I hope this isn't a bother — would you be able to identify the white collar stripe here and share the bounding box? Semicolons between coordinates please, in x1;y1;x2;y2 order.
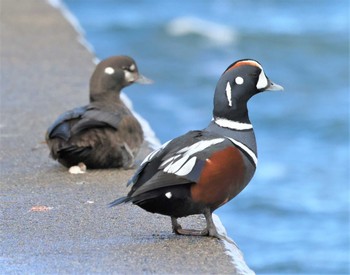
225;136;258;166
214;117;253;130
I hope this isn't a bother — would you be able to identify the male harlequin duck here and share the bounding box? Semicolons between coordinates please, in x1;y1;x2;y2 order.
110;59;283;239
46;56;152;172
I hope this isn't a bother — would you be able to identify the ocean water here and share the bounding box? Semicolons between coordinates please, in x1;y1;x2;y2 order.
61;0;349;273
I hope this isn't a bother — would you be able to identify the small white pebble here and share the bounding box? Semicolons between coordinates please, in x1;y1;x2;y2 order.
165;192;172;199
85;200;94;204
68;165;86;174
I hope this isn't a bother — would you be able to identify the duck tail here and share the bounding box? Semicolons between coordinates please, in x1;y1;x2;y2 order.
108;196;129;208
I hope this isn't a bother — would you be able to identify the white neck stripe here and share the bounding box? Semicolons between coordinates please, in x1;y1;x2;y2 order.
225;136;258;166
214;117;253;130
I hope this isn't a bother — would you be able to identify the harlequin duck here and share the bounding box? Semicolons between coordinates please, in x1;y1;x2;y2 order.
46;56;152;171
110;59;283;239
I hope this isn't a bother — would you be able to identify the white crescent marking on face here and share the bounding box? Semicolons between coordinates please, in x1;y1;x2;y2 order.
229;60;268;90
256;68;268;89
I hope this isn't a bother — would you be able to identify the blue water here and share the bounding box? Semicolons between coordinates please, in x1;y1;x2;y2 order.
63;0;349;273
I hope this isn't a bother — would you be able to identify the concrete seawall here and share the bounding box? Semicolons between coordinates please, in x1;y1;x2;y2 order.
0;0;254;273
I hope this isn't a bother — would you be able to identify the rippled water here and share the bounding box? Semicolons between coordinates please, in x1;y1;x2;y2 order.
62;0;349;273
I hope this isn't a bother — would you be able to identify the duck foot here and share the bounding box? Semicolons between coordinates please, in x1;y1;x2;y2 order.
170;211;239;248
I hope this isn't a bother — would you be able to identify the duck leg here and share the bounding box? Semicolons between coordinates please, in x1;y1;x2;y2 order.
203;208;239;247
171;210;239;247
170;209;218;237
171;216;208;236
203;208;219;237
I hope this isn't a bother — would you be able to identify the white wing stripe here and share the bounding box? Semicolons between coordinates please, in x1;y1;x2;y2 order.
164;155;189;173
161;138;225;176
141;139;172;166
175;156;197;176
177;138;225;156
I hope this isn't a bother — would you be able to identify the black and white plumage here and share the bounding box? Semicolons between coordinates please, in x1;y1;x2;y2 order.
110;59;283;239
46;56;152;171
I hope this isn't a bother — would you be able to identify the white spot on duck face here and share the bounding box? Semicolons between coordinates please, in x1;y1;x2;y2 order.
227;59;268;90
165;192;172;199
225;82;232;107
235;76;244;85
104;67;115;75
129;64;136;71
124;70;135;82
237;59;268;90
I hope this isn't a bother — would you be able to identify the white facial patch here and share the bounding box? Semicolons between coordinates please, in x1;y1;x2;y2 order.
129;64;136;71
235;76;244;85
225;82;232;107
124;70;135;82
234;60;268;90
256;68;268;90
104;67;115;75
165;192;172;199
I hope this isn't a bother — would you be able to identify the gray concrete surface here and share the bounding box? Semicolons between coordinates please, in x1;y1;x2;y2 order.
0;0;253;273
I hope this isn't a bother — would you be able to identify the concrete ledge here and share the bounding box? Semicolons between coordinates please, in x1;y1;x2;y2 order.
0;0;254;273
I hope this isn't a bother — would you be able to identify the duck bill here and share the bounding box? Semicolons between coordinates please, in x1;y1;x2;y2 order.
265;79;284;91
135;74;153;84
